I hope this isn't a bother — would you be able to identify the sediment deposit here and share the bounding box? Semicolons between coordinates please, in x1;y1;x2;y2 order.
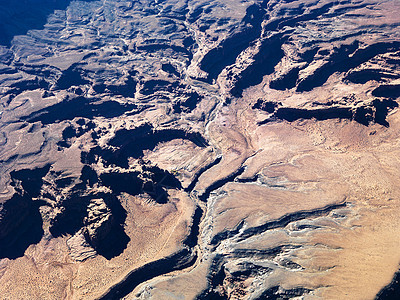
0;0;400;299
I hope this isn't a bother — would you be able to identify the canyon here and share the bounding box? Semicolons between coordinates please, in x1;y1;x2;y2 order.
0;0;400;299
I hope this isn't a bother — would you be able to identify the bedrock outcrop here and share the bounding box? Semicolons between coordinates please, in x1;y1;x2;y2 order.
0;0;400;299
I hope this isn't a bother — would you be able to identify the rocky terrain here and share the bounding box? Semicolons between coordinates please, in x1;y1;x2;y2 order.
0;0;400;299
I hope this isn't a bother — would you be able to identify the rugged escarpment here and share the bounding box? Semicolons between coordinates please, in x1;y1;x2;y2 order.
0;0;400;299
256;98;398;127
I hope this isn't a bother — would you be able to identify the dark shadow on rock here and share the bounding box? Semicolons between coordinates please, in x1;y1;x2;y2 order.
57;120;96;149
199;167;245;202
80;165;98;187
199;4;265;83
10;164;50;197
230;33;287;97
100;165;182;204
0;0;97;46
258;99;398;127
173;91;202;113
0;165;51;259
56;65;90;90
372;98;398;127
5;77;48;97
0;193;44;259
21;96;138;124
92;71;137;98
372;84;400;99
100;171;143;196
89;123;208;168
255;286;311;300
93;223;130;260
91;193;130;260
375;270;400;300
49;194;90;237
196;255;227;300
162;63;180;77
98;248;196;299
48;165;130;259
183;207;203;248
345;69;399;84
269;67;300;91
140;80;176;95
252;99;281;113
297;41;400;92
274;107;354;122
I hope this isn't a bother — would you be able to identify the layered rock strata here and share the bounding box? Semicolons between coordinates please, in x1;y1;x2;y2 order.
0;0;399;299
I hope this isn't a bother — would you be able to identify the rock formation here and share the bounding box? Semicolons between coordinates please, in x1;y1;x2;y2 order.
0;0;399;299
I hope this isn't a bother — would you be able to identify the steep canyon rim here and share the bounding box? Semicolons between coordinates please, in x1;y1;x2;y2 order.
0;0;400;299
